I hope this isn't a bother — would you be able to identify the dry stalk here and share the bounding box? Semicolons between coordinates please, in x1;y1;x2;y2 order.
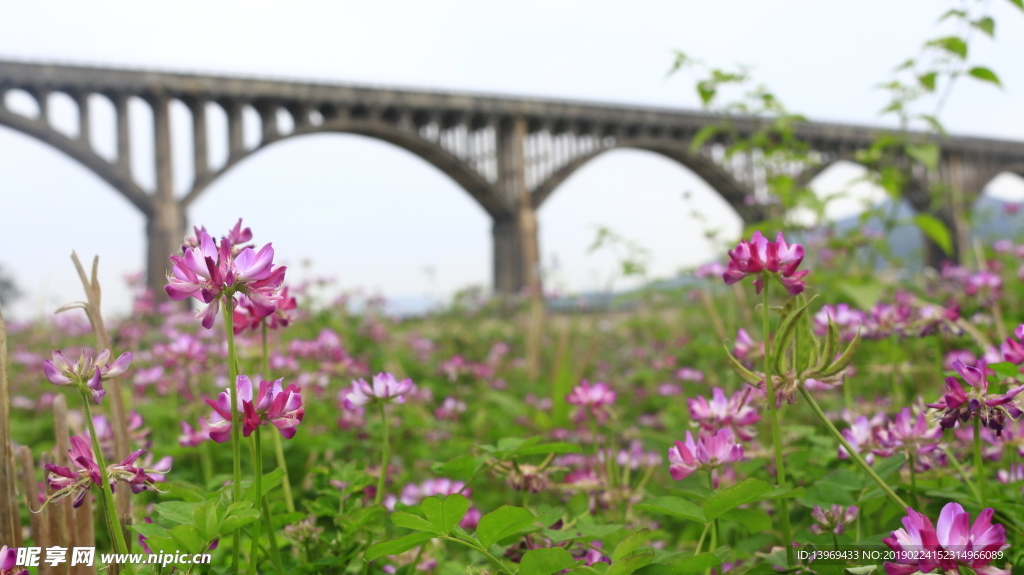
19;446;46;560
39;451;63;575
0;302;20;547
57;252;133;545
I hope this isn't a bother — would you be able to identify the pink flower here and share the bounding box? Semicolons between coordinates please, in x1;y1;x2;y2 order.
434;397;467;420
225;218;253;246
0;546;28;575
178;419;212;447
566;380;617;424
668;429;744;486
926;360;1024;433
233;286;299;334
732;329;762;362
838;415;887;465
206;376;305;442
165;223;287;329
723;231;809;295
813;304;865;340
687;387;760;441
694;262;726;279
44;436;170;508
944;350;977;370
675;367;704;382
882;503;1010;575
878;408;944;471
999;324;1024;365
343;373;416;408
809;504;858;536
966;271;1002;300
42;349;132;404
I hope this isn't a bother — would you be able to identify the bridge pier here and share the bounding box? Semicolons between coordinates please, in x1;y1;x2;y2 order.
145;200;186;297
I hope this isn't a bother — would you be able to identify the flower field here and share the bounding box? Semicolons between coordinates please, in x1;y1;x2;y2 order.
2;218;1024;575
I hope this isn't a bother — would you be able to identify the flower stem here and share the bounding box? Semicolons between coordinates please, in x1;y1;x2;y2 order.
222;295;243;573
908;451;920;509
761;283;793;565
375;402;390;506
974;416;987;507
261;320;295;514
261;496;285;574
798;386;908;509
694;522;710;556
247;426;263;575
81;391;132;572
441;536;514;575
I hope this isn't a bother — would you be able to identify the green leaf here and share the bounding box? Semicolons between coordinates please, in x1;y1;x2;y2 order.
690;125;722;153
420;494;470;535
219;503;261;536
971;17;995;37
519;548;577;575
130;523;172;539
193;503;218;543
633;496;706;523
606;552;655;575
516;442;583;456
928;36;967;58
989;362;1022;380
431;454;481;481
917;72;937;91
798;483;857;507
838;279;886;309
968;67;1002;87
913;214;953;256
1009;0;1023;11
391;511;438;533
169;525;206;555
153;501;200;525
906;143;939;171
758;485;805;500
612;529;652;561
475;505;538;548
703;478;774;521
670;552;723;574
870;454;907;484
243;467;286;503
722;508;771;532
364;532;436;561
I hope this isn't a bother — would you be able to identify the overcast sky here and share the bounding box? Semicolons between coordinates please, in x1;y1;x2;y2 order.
1;0;1023;319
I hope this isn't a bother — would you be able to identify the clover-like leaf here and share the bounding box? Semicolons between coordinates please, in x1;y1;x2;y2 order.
420;494;470;535
475;505;538;548
365;532;437;561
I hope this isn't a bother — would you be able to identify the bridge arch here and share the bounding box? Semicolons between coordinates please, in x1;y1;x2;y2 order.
183;116;510;219
188;132;492;297
530;138;765;224
0;101;153;215
536;146;746;290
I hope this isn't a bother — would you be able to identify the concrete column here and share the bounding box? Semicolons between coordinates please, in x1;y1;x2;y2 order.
146;96;186;297
113;94;131;175
493;217;525;293
491;116;543;295
188;98;209;179
74;92;90;145
223;100;245;158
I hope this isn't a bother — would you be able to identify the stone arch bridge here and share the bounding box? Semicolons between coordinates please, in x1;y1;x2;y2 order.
2;59;1023;296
